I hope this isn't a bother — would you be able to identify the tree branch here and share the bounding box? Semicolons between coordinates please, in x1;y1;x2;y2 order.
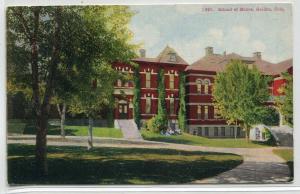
42;7;63;110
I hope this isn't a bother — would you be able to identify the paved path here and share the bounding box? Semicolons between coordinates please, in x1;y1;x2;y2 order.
7;135;292;184
115;120;143;140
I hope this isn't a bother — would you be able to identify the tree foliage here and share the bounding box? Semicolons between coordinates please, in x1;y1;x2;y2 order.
156;68;168;131
7;6;136;174
178;72;186;131
276;72;293;126
212;60;270;140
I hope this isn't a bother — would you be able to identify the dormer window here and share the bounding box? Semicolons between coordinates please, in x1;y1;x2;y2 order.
169;52;176;62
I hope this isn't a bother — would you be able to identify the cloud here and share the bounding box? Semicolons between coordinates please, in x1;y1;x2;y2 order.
175;5;203;15
230;25;250;43
208;28;224;45
130;23;161;48
251;40;266;52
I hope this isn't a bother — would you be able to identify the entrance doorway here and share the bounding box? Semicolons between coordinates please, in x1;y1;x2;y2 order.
118;103;128;119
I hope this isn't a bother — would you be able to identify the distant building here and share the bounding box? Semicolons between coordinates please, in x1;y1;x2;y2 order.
113;46;293;138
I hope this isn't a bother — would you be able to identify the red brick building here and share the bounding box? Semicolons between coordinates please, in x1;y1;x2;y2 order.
185;47;292;137
113;46;292;138
113;46;188;128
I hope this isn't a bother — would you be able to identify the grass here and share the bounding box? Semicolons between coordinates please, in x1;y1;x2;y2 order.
8;144;243;185
7;119;27;134
273;149;294;179
141;130;272;148
7;119;122;138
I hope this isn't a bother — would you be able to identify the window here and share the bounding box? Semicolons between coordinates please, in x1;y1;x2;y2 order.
255;128;260;140
197;127;202;136
205;127;209;136
170;97;174;115
117;79;122;87
204;79;210;94
146;72;151;88
193;129;197;135
221;127;225;136
146;97;151;114
196;79;202;93
214;107;219;119
169;53;176;62
169;74;174;89
214;127;218;136
124;82;129;87
237;127;241;137
197;105;201;119
204;106;208;119
230;127;234;136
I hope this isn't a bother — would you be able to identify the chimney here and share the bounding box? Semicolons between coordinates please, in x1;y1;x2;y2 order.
205;46;214;56
139;49;146;58
253;52;262;60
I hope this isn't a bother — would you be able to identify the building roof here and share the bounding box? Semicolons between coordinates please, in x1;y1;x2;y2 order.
133;46;188;65
186;50;293;75
274;58;293;75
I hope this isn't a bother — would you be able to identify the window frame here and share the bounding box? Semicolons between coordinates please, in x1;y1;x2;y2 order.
146;72;151;88
169;73;175;89
170;97;175;115
145;96;151;114
214;127;218;136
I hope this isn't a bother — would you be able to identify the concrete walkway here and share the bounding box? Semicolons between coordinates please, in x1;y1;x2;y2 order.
115;119;143;140
7;135;292;184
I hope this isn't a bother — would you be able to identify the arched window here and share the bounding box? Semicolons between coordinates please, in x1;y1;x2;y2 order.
196;79;202;93
204;79;210;94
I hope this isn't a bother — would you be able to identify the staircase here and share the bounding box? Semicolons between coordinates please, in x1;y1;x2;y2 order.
269;125;293;147
115;119;143;140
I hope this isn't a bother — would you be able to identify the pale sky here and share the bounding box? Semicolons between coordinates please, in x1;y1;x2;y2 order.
129;4;292;64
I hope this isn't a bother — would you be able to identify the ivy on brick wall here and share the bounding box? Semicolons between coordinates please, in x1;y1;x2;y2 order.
157;68;168;130
133;63;141;128
178;72;187;131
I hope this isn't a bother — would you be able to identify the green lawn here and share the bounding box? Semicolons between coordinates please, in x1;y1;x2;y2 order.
273;149;294;179
141;130;272;148
7;120;122;138
7;119;27;134
8;144;243;184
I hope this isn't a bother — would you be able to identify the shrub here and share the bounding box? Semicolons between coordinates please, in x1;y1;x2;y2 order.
263;127;277;146
144;115;168;133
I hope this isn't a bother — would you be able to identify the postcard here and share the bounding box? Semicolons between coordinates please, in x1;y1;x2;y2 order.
5;1;294;189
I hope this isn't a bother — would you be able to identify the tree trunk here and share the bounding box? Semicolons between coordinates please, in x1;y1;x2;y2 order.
245;127;250;143
35;110;48;176
57;103;66;138
87;116;93;150
234;120;237;139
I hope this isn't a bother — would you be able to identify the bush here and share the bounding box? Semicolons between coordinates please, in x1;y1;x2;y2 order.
263;127;277;146
144;115;168;133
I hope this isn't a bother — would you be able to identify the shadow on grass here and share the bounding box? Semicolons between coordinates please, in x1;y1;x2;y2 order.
8;144;243;185
23;122;79;136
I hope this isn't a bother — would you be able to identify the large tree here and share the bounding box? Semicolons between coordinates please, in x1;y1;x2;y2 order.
68;63;124;149
7;6;136;175
212;60;270;141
